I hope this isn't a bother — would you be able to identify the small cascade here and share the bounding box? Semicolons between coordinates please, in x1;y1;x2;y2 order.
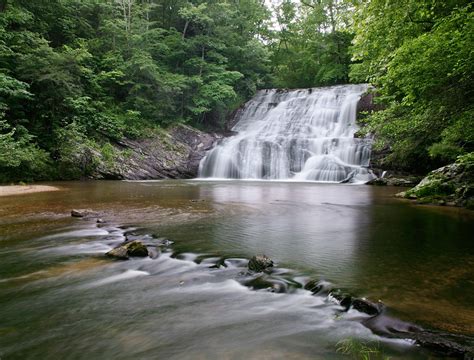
199;84;374;183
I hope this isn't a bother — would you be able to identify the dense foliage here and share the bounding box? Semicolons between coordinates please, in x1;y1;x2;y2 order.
0;0;472;181
0;0;272;181
351;0;473;172
268;0;353;88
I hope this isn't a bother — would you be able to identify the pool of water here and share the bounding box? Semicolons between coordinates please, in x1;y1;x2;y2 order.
0;180;473;359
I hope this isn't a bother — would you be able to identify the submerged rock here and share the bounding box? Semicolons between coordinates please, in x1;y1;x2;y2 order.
106;240;149;260
330;292;353;311
248;255;274;272
208;257;228;269
244;276;287;293
362;314;423;336
304;279;333;295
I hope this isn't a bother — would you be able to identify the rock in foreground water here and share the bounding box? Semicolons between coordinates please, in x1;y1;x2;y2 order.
330;292;384;316
304;279;333;295
248;255;274;272
106;246;129;260
106;241;149;260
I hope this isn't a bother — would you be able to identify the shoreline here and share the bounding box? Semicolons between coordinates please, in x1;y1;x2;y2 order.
0;185;60;197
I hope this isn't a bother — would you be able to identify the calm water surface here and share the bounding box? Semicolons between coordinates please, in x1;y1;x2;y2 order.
0;180;473;359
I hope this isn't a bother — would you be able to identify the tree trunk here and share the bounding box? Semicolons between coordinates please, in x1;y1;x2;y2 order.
0;0;7;13
328;1;336;33
182;20;189;39
199;45;205;77
127;0;132;33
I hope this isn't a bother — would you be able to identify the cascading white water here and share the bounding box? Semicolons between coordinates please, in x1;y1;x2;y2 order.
199;84;375;183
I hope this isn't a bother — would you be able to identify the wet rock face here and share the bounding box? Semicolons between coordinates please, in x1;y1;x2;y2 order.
248;255;274;272
357;92;385;114
329;292;384;316
366;174;422;187
351;298;384;316
106;240;149;260
244;276;287;293
304;280;333;295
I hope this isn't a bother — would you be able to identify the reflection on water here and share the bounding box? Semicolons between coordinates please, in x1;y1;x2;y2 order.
197;183;370;282
0;180;473;359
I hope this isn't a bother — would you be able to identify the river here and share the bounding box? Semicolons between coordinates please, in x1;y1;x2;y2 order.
0;180;473;359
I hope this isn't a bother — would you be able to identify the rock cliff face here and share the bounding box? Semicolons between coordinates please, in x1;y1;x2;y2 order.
92;125;221;180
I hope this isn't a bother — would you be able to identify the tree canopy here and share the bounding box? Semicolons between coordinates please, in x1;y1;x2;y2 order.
350;0;473;171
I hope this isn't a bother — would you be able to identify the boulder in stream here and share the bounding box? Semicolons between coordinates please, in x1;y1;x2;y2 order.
351;298;384;316
330;292;384;316
106;240;149;260
245;275;288;293
106;246;129;260
71;209;99;218
304;279;333;295
248;255;274;272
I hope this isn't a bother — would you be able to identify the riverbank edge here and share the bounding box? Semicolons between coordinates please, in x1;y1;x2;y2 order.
0;185;60;197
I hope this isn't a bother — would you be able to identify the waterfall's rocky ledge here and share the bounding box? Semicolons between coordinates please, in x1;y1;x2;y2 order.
88;125;222;180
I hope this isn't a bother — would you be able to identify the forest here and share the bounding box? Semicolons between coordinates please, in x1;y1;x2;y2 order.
1;2;474;358
0;0;472;181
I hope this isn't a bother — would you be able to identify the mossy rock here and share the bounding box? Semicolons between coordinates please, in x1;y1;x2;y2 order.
402;154;474;209
124;241;149;257
248;255;274;272
106;240;149;260
410;180;454;198
106;246;129;260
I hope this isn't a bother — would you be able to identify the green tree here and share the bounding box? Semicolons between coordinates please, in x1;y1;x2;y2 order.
351;1;473;171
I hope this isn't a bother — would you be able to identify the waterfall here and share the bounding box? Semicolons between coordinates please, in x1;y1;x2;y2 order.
199;84;375;183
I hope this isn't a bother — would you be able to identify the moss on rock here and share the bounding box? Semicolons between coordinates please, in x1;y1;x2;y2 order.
106;240;149;260
399;153;474;208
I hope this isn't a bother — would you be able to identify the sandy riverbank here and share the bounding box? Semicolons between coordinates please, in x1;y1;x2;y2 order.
0;185;60;197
